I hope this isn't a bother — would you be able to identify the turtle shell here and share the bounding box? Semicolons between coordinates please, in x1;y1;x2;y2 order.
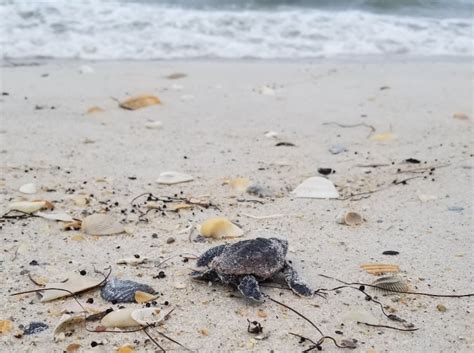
211;237;288;278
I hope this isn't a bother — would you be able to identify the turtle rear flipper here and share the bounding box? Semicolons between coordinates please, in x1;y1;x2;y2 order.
196;244;227;267
282;262;313;297
190;270;219;282
238;275;264;302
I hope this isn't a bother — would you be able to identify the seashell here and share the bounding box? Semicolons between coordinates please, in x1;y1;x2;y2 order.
360;263;400;276
100;308;139;328
101;278;155;303
117;345;134;353
264;131;279;139
0;320;13;334
371;275;409;294
144;121;162;130
53;314;84;341
417;193;437;202
36;212;74;222
134;291;158;303
68;194;90;206
329;144;347;155
119;95;161;110
197;217;244;239
225;178;251;192
156;171;194;185
130;308;164;326
19;183;37;194
168;203;192;212
8;200;54;213
81;214;125;236
116;256;149;266
292;177;339;199
86;106;104;114
258;85;275;96
336;210;363;226
370;132;395;141
40;273;103;302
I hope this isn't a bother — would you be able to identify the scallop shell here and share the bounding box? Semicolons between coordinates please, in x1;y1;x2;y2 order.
86;106;104;114
134;291;158;303
197;217;244;239
19;183;37;194
336;210;363;226
371;276;409;294
292;177;339;199
8;200;54;213
100;308;139;328
119;95;161;110
156;171;194;185
40;273;103;302
144;121;163;129
360;263;400;276
81;214;125;236
101;278;155;303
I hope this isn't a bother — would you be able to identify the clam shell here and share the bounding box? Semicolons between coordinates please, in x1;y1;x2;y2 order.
40;273;103;302
360;263;400;276
156;171;194;185
100;308;139;328
100;278;155;303
292;177;339;199
119;95;161;110
197;217;244;239
8;200;53;213
19;183;37;194
81;214;125;236
145;121;163;129
336;210;363;226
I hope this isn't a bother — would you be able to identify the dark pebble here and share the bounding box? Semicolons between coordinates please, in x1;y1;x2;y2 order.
23;322;48;335
318;168;333;175
29;260;39;266
382;250;400;256
405;158;421;164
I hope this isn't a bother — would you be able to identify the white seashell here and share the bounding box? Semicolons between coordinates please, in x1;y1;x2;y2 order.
53;314;85;341
417;193;437;202
81;214;125;236
258;85;275;96
36;212;74;222
145;121;163;130
264;131;279;139
101;308;139;328
156;171;194;185
197;217;244;239
292;177;339;199
336;210;363;226
130;308;164;326
19;183;37;194
40;273;103;302
7;200;53;213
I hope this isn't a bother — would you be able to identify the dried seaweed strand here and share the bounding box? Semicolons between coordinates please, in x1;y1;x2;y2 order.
322;121;376;138
357;321;418;332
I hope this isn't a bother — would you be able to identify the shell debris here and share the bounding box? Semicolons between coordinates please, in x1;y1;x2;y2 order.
197;217;244;239
292;177;339;199
336;210;363;226
156;171;194;185
81;214;125;236
19;183;37;194
119;94;161;110
360;263;400;275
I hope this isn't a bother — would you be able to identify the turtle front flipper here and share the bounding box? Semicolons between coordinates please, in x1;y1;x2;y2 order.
238;275;264;302
282;262;313;297
196;244;227;267
190;269;219;282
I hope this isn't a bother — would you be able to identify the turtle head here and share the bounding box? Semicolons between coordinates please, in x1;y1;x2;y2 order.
270;237;288;254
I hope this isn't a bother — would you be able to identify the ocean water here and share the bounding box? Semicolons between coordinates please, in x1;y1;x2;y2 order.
0;0;472;60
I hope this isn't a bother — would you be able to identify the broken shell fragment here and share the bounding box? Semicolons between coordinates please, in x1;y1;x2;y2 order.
86;106;104;114
81;214;125;236
144;121;163;130
452;112;469;121
8;200;54;213
197;217;244;239
225;178;251;192
40;273;103;302
116;256;149;266
156;171;194;185
336;210;363;226
101;278;155;303
36;212;74;222
292;177;339;199
19;183;37;194
119;95;161;110
370;132;395;141
100;308;139;328
53;314;85;341
130;308;164;326
134;291;158;303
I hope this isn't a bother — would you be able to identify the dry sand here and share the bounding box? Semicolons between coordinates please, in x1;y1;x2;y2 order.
0;58;473;353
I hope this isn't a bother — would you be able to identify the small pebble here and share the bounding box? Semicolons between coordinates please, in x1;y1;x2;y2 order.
166;237;175;244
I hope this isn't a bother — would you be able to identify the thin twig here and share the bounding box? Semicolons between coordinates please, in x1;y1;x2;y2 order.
357;321;418;332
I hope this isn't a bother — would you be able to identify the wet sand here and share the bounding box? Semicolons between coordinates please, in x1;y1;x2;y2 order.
0;58;472;352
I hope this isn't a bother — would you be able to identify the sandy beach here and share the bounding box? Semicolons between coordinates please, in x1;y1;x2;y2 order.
0;58;472;353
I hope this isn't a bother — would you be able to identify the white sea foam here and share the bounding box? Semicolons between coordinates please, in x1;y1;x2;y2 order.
0;0;472;59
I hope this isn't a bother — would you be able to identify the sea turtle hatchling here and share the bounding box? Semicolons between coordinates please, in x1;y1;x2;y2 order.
190;237;313;302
